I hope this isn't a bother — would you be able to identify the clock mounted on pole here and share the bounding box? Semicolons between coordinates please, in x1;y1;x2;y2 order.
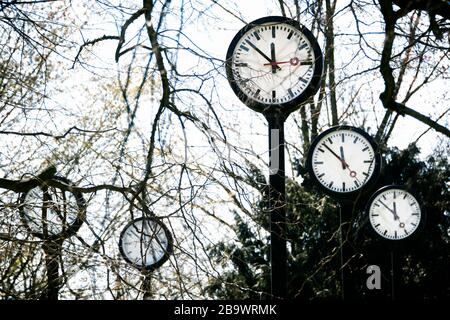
226;16;323;299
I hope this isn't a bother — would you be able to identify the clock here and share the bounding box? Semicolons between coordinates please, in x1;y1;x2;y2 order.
306;125;381;199
19;176;86;240
119;217;173;272
225;16;323;114
367;185;424;241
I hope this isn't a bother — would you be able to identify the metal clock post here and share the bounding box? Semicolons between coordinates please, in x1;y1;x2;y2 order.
305;126;382;299
19;176;86;300
226;16;323;299
118;215;173;299
366;185;425;299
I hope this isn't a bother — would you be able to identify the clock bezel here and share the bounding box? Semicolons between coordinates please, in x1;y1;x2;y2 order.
19;176;86;241
118;216;173;272
225;16;323;115
305;125;382;200
366;185;426;243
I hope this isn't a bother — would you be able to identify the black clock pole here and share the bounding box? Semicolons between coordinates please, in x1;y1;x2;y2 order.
266;113;287;299
42;239;62;300
142;272;152;300
339;200;354;300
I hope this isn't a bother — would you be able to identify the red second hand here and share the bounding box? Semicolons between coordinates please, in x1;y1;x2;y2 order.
264;57;300;66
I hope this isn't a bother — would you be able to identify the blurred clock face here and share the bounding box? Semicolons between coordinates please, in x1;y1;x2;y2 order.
119;218;172;270
308;127;379;196
20;178;85;239
369;188;422;240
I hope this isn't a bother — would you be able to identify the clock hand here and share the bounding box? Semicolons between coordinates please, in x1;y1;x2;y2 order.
339;146;347;170
323;144;346;166
323;144;360;181
263;57;302;66
379;200;399;220
393;201;402;223
270;43;277;73
245;40;281;70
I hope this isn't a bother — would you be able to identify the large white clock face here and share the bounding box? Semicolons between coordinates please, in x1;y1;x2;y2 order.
369;188;422;240
230;21;317;105
120;218;170;268
311;129;377;194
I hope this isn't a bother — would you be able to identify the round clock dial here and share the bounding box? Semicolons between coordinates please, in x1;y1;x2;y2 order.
226;16;323;114
306;126;381;198
119;217;173;271
19;176;86;240
368;186;423;240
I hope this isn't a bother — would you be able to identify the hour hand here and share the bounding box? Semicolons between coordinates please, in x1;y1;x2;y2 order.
339;146;346;170
270;43;276;73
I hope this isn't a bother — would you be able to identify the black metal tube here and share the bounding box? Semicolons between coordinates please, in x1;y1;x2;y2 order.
267;115;287;299
339;201;353;300
42;240;61;300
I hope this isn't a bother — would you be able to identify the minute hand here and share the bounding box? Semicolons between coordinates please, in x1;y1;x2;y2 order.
245;40;281;70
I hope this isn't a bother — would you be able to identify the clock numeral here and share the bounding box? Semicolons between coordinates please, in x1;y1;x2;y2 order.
300;61;313;65
235;62;248;67
272;90;276;99
253;31;260;40
411;222;417;226
317;173;325;178
254;89;261;98
383;230;387;235
327;138;333;144
403;194;407;199
410;202;416;206
362;146;369;152
329;181;334;188
404;229;409;235
374;223;380;228
342;182;345;191
287;30;294;39
393;191;396;199
272;26;276;38
363;159;373;163
314;161;323;165
299;77;308;84
354;180;359;187
394;230;397;239
353;137;358;143
362;172;369;176
371;213;379;217
382;195;387;200
341;134;345;142
318;148;325;153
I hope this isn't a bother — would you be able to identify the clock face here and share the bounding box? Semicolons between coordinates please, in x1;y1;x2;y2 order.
368;187;422;240
226;16;323;114
119;217;172;271
306;126;381;198
19;177;86;240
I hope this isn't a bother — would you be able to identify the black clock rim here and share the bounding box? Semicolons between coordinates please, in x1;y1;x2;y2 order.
19;176;86;241
365;185;426;245
118;216;173;272
305;125;382;200
225;15;323;115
